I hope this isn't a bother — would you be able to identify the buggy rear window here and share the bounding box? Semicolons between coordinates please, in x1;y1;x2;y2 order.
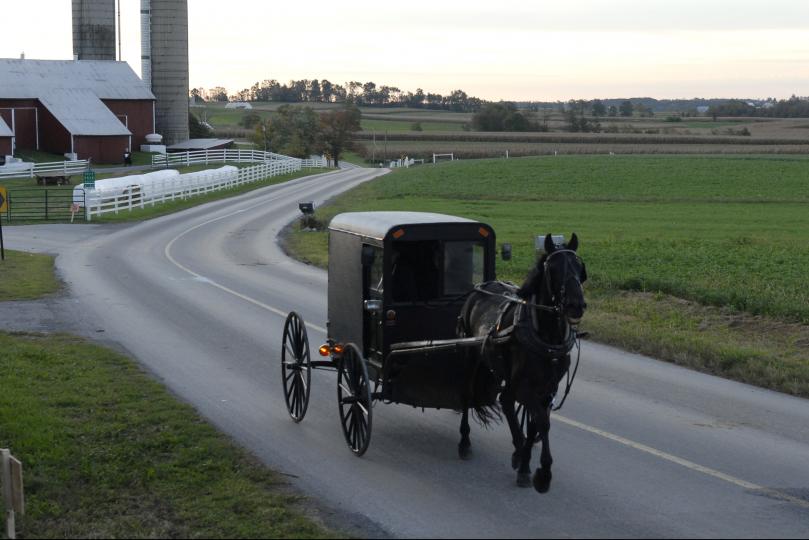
391;240;485;303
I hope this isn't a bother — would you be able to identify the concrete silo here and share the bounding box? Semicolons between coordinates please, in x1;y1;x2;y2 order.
141;0;190;145
72;0;117;61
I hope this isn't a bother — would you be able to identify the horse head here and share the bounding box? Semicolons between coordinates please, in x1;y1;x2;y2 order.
518;233;588;326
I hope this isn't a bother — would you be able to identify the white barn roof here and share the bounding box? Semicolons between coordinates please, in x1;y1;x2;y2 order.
0;59;154;136
0;116;12;137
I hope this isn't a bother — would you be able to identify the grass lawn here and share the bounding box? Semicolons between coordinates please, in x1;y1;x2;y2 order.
285;155;809;397
0;250;60;301
0;332;333;539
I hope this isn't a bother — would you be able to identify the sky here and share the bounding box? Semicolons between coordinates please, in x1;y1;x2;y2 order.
2;0;808;101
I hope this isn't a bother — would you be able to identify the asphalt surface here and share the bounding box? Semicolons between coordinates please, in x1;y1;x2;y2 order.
3;165;809;538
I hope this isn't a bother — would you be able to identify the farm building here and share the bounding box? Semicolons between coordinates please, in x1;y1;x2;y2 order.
0;116;12;157
167;139;234;152
0;59;156;163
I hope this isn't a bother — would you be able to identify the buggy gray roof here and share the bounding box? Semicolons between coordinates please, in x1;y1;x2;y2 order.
0;59;154;136
0;116;11;137
329;211;477;240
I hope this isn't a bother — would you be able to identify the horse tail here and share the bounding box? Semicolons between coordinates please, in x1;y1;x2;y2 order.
470;358;502;427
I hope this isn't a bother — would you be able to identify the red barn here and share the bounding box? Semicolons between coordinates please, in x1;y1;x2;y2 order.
0;116;12;157
0;59;156;164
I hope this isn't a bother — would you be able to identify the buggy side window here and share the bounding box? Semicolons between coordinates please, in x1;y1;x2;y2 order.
367;245;384;295
444;241;485;296
391;240;441;303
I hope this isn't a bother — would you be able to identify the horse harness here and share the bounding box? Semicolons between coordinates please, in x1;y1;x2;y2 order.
461;249;586;411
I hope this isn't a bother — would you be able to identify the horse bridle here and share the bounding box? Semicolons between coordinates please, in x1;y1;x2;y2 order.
541;249;586;319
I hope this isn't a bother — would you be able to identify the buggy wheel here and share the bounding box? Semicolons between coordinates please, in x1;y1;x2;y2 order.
337;343;373;457
516;402;542;444
281;312;311;423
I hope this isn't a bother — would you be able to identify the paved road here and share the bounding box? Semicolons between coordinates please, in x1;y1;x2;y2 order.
4;166;809;538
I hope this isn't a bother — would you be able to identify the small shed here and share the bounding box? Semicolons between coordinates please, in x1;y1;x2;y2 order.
225;102;253;110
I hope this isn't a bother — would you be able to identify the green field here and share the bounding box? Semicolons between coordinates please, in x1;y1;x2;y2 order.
361;118;466;132
286;155;809;396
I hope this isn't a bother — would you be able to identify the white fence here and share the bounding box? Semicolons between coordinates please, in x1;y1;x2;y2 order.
0;159;89;180
152;149;328;169
83;159;305;220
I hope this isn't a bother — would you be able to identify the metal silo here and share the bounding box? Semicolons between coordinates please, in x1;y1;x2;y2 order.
142;0;190;145
72;0;117;61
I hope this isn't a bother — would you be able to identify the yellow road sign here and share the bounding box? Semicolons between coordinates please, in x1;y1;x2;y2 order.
0;186;7;213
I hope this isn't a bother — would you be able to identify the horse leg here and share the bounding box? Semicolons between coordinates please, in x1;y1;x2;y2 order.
499;389;524;470
458;408;472;460
517;417;538;488
533;406;553;493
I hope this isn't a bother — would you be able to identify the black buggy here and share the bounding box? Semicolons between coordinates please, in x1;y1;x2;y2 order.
281;211;499;456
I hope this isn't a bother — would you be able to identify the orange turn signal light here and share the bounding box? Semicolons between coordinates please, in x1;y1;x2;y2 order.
319;343;345;356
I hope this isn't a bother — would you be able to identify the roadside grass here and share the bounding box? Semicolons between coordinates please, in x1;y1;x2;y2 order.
284;155;809;397
93;168;328;223
0;332;333;539
0;250;60;301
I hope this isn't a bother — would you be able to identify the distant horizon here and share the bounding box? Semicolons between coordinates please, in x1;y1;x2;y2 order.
2;1;808;103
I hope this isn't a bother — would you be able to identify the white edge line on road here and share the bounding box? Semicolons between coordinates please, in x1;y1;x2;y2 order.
554;414;809;510
163;184;328;335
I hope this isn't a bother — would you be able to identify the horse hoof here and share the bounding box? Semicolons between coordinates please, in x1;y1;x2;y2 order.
516;472;532;488
511;451;520;470
533;469;552;494
458;444;473;461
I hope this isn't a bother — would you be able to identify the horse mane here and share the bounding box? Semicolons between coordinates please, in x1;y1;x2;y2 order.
516;254;547;299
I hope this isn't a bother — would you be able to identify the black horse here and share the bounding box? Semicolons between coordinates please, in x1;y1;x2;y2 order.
457;233;587;493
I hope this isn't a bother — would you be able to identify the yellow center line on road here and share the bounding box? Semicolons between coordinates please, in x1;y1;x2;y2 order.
554;414;809;510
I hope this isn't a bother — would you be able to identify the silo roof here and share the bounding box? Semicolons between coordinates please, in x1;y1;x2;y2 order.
0;116;12;137
0;58;155;136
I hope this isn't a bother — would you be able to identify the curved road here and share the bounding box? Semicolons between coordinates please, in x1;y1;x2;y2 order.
4;166;809;538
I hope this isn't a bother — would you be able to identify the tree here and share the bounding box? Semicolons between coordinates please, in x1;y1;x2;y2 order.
189;112;212;138
319;104;361;167
619;100;634;117
253;105;321;158
591;99;606;117
208;87;228;102
471;102;530;132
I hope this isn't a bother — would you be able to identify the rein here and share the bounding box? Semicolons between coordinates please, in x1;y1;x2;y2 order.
471;248;586;411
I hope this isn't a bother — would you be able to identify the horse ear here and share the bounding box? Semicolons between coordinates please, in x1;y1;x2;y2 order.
544;234;555;254
568;233;579;251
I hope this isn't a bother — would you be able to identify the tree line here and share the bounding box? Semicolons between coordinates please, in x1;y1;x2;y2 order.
707;96;809;118
191;80;484;112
